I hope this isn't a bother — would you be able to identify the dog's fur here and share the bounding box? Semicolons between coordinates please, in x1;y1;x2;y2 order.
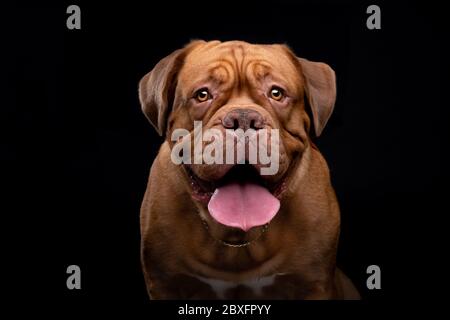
138;40;360;299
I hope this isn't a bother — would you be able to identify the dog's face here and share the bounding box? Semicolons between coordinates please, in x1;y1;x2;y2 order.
139;40;336;233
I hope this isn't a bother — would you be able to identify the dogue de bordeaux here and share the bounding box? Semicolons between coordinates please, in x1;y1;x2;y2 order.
138;40;360;299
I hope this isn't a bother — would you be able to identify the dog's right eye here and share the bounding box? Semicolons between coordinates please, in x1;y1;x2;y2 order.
194;89;211;102
269;87;285;101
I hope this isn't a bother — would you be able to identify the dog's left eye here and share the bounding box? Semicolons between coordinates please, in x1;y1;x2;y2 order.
269;87;285;101
194;88;211;102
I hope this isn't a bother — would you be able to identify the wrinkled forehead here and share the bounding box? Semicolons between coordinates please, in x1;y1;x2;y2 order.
178;41;302;92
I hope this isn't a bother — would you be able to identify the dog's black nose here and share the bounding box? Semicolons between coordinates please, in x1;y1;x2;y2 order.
222;109;265;131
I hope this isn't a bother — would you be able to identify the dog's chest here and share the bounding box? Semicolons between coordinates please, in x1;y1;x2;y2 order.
194;274;282;299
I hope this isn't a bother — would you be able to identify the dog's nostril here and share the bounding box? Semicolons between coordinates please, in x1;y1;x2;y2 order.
249;115;264;130
233;119;240;130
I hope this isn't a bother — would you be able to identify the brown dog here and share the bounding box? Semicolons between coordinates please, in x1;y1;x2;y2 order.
138;40;360;299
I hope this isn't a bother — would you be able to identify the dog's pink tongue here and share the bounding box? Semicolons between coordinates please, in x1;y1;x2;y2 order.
208;182;280;232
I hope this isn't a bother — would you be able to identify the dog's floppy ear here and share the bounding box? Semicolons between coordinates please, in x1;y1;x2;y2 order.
298;58;336;137
139;41;204;136
138;48;185;136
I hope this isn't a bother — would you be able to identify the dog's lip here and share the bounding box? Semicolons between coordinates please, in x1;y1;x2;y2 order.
185;166;215;203
184;163;292;204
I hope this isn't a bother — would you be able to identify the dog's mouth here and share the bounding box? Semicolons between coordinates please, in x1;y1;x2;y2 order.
185;164;290;231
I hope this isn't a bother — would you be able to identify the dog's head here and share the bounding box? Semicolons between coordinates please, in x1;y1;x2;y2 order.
139;40;336;234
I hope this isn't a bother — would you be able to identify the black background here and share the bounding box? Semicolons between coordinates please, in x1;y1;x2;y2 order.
3;0;448;314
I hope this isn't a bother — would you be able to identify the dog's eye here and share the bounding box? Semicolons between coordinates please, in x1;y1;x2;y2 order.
194;89;211;102
269;87;284;101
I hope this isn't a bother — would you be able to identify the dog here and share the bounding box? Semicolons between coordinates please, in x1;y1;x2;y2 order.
138;40;360;299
